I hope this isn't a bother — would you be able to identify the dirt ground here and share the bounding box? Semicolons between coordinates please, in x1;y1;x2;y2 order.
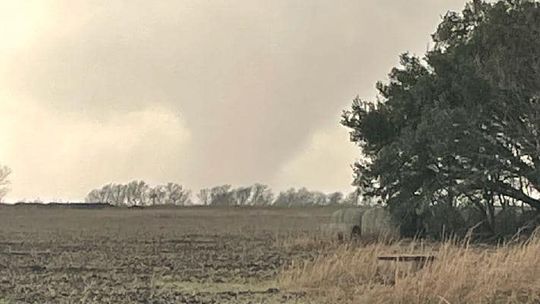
0;205;338;303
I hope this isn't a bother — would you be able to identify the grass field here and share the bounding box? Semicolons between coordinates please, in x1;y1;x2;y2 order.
0;205;538;304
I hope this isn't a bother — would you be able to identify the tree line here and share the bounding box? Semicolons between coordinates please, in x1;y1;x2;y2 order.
0;164;363;207
342;0;540;238
86;181;192;206
85;181;362;207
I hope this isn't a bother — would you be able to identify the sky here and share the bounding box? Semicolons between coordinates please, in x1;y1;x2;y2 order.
0;0;471;202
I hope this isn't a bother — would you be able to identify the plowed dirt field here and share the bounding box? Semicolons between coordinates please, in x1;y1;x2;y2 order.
0;206;337;303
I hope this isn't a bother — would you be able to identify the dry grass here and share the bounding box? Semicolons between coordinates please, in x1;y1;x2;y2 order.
279;231;540;304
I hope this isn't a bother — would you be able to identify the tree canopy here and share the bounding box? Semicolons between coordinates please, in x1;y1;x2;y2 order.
342;0;540;235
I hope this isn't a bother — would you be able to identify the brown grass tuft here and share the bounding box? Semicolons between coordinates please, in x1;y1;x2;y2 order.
279;231;540;304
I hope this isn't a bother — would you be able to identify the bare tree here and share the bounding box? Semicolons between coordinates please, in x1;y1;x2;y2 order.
342;191;360;206
197;188;212;205
164;183;191;205
108;184;127;206
208;185;234;206
327;192;344;205
199;184;273;206
125;180;150;206
232;186;251;206
0;166;12;202
85;188;110;204
86;181;191;206
250;183;274;206
149;185;167;205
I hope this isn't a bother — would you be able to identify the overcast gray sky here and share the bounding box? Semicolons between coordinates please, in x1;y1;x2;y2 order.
0;0;470;202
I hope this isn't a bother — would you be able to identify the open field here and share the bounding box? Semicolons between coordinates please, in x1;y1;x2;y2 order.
0;205;538;304
0;206;337;303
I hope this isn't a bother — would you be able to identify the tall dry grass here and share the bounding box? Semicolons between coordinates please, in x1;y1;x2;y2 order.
278;231;540;304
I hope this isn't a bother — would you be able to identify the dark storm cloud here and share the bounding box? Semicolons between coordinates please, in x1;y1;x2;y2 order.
0;0;469;200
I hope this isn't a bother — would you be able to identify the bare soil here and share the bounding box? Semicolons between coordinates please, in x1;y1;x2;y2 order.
0;206;337;303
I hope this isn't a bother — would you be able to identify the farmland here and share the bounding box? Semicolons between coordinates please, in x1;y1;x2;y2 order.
0;206;336;303
0;205;539;304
